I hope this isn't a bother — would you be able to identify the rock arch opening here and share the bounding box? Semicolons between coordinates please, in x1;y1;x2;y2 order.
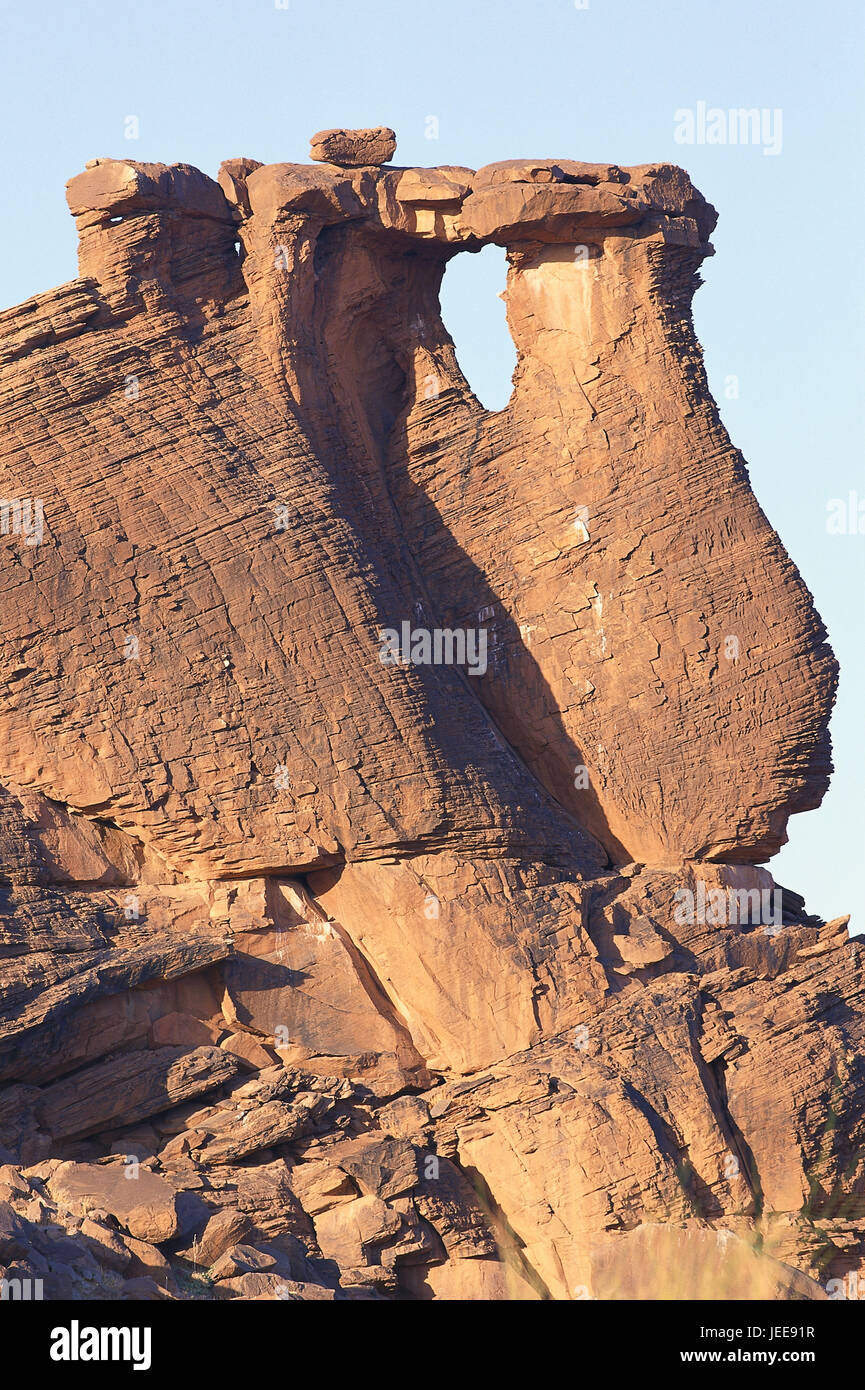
439;243;516;412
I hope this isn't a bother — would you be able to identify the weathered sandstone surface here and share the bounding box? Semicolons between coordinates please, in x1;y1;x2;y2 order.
309;126;397;167
0;130;858;1302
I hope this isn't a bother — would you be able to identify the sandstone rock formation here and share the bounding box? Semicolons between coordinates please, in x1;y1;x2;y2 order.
309;126;397;167
0;130;858;1302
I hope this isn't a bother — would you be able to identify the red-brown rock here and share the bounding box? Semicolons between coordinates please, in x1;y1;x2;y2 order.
0;131;855;1303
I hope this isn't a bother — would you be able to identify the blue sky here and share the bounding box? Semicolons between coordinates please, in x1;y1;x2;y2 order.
1;0;861;928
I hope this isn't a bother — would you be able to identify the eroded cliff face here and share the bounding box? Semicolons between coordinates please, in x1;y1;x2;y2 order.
0;133;858;1303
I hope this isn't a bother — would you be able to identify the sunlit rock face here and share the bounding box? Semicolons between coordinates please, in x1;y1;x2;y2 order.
0;137;854;1304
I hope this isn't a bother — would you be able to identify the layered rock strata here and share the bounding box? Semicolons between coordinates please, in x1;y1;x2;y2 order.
0;133;854;1302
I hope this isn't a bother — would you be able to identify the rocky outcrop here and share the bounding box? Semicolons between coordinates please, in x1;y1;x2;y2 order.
309;126;397;167
0;129;856;1302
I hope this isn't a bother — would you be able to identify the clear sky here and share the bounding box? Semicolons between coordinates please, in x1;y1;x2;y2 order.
1;0;862;929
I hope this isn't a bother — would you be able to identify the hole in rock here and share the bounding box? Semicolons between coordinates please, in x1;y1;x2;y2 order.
439;244;516;411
